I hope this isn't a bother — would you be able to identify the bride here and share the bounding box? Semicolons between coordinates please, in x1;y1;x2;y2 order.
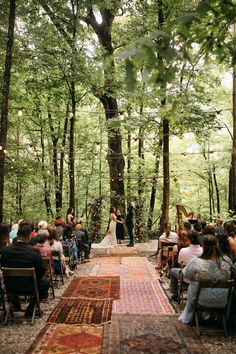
91;207;122;249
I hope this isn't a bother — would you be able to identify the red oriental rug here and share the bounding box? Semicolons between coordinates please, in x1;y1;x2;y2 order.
102;314;209;354
47;297;113;325
62;276;120;300
113;279;175;314
26;323;103;354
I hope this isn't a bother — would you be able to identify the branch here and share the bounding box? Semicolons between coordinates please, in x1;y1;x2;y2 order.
39;1;75;51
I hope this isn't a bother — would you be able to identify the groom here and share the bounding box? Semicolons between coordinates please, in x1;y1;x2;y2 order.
126;205;135;247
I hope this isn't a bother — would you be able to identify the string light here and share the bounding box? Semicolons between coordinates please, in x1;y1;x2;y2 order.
17;109;23;117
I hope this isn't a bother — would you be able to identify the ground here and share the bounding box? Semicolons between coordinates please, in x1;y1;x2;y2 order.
0;241;235;353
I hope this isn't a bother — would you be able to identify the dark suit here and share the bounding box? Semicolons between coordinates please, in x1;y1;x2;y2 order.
1;240;50;311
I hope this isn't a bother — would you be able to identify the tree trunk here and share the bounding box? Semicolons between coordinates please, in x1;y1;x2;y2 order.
59;106;69;213
85;7;125;209
212;164;220;215
48;112;61;215
229;24;236;213
40;125;53;217
160;112;169;230
127;128;131;199
0;0;16;222
208;170;213;222
147;138;163;230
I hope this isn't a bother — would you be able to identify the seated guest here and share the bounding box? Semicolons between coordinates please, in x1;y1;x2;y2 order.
38;220;48;230
73;221;91;261
54;216;65;238
0;224;10;253
9;223;18;242
215;218;224;235
170;228;190;269
62;225;78;267
156;223;178;270
0;220;50;316
202;225;215;236
193;222;202;235
170;231;203;301
179;235;232;324
224;221;236;256
35;232;53;274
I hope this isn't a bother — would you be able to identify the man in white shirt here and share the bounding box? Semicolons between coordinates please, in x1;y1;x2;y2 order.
170;231;203;301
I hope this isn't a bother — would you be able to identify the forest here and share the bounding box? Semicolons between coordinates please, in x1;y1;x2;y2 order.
0;0;236;239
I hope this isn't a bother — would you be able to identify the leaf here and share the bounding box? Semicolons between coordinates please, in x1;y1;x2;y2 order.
179;13;197;26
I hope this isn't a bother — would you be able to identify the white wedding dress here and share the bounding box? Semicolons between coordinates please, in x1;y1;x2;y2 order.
91;214;117;249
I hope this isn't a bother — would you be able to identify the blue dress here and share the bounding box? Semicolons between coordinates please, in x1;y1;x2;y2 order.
179;256;232;323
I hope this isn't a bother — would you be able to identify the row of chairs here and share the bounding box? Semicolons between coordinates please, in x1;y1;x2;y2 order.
157;240;236;336
0;248;78;325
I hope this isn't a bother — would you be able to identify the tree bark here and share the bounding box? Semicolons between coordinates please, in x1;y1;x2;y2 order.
69;82;76;208
127;129;131;198
212;164;220;215
0;0;16;222
229;24;236;213
48;112;61;214
59;106;69;213
85;6;125;209
147;138;163;230
40;125;53;217
160;111;169;230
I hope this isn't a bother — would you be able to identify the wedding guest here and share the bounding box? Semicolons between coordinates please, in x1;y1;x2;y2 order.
0;220;50;316
178;235;232;324
224;221;236;256
73;221;91;260
0;224;10;252
170;231;203;301
66;207;76;225
156;223;178;270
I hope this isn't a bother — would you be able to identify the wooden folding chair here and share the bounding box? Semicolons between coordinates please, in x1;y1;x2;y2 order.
42;257;55;299
192;279;235;337
156;241;177;269
0;277;6;317
1;267;42;325
51;250;64;286
177;270;189;303
77;239;85;264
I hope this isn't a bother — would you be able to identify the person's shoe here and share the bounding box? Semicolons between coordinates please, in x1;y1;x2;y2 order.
127;244;134;247
171;294;178;302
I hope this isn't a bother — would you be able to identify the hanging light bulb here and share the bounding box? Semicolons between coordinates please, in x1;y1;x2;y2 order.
18;109;23;117
69;112;74;119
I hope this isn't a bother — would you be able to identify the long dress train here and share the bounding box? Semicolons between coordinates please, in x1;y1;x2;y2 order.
91;217;117;249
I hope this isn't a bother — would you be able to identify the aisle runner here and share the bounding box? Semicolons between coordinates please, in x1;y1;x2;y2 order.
26;253;207;353
47;297;113;325
62;276;120;299
113;279;175;314
102;314;208;354
25;324;103;354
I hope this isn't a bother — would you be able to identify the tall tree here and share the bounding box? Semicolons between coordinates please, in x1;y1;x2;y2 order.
0;0;16;222
229;24;236;213
84;5;125;208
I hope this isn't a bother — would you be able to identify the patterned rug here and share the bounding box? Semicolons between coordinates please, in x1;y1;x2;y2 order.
47;297;113;325
102;314;209;354
26;323;103;354
90;256;123;264
62;276;120;300
113;279;175;314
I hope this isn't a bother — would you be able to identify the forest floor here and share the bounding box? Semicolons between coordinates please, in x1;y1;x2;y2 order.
0;240;235;354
